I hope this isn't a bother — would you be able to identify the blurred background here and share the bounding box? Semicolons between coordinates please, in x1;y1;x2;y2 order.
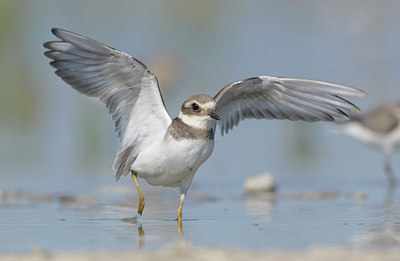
1;0;400;252
1;0;399;188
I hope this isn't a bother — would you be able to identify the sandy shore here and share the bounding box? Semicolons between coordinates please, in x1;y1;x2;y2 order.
1;246;399;261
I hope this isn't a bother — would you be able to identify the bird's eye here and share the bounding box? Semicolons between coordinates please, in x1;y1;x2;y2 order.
191;103;200;111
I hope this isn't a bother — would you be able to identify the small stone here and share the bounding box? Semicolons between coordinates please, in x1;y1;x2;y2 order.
192;193;218;202
58;195;76;204
30;194;52;202
348;192;367;201
244;172;276;193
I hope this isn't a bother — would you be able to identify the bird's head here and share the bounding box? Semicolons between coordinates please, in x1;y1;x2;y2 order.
179;94;220;130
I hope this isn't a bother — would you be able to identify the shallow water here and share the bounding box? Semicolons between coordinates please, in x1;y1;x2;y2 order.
1;173;399;252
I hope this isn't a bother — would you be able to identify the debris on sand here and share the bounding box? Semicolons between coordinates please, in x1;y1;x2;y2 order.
347;192;367;201
282;190;339;200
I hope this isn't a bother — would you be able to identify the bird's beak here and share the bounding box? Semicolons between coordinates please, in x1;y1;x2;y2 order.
209;111;220;120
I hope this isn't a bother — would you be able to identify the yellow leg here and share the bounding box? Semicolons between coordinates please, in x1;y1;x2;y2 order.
177;201;183;222
177;219;183;236
131;171;145;216
177;201;183;236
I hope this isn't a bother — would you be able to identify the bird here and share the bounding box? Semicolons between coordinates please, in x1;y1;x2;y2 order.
333;101;400;185
43;28;367;223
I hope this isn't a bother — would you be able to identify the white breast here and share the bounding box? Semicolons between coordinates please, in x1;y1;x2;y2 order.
342;122;400;154
131;134;215;188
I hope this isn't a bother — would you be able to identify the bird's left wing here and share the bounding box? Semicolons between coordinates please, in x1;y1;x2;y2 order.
214;76;367;135
44;28;172;180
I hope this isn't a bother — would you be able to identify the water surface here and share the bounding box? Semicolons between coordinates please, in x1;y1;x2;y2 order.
1;173;399;252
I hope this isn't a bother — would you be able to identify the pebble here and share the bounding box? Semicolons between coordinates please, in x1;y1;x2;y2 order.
244;172;277;193
348;192;367;201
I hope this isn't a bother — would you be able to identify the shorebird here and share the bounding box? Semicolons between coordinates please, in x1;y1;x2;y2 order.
43;28;367;222
334;101;400;185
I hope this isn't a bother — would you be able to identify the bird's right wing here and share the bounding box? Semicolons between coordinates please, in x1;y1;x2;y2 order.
214;76;367;135
44;28;172;180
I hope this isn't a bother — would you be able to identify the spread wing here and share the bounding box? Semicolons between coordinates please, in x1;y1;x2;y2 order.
44;28;172;180
214;76;367;135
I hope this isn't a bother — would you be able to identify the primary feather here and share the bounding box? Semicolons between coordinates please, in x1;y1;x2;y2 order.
214;76;367;135
44;28;172;180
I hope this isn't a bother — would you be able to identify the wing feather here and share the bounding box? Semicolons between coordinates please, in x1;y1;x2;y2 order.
214;76;367;135
44;28;172;180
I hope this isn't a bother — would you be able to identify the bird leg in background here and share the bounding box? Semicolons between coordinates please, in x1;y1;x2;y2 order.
384;154;396;186
132;171;145;216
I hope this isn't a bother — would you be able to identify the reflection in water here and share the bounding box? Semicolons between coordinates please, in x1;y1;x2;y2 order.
122;215;184;249
121;216;145;249
138;224;145;249
244;193;276;221
353;185;400;249
384;185;395;207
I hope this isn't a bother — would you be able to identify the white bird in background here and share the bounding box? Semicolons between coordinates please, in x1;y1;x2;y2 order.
334;101;400;185
43;28;367;224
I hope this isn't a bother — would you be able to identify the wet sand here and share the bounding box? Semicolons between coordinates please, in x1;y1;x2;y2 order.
1;245;400;261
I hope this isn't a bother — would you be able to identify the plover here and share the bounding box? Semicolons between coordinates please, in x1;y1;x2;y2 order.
44;28;367;222
334;101;400;185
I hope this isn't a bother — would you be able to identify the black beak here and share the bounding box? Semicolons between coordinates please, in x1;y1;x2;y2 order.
209;111;220;120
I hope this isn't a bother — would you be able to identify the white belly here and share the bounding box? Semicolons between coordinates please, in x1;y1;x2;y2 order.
342;122;400;153
131;136;214;188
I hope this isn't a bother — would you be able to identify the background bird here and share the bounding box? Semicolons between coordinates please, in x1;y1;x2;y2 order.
333;101;400;186
43;28;367;222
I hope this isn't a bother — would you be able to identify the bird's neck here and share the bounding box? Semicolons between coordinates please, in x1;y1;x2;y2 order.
168;117;214;140
178;112;214;131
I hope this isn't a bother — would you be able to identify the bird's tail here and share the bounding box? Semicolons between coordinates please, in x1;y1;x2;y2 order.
113;146;136;181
